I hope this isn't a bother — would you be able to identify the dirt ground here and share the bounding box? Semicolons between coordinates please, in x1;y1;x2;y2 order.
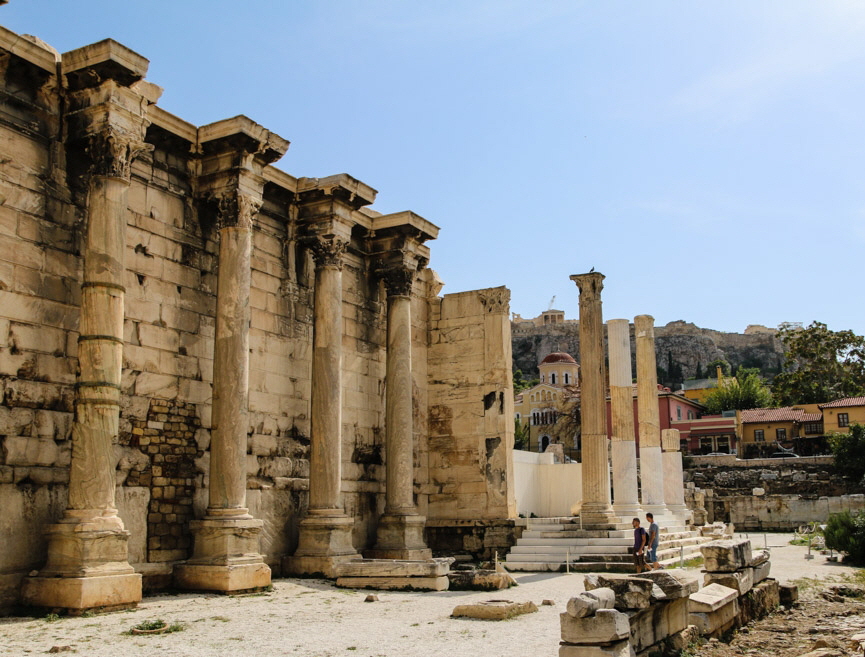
0;533;862;657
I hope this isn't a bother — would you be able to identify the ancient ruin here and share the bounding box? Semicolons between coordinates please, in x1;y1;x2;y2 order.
0;27;516;613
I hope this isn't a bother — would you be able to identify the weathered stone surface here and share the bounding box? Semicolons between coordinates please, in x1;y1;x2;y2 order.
689;598;739;637
337;575;449;591
337;558;450;578
560;608;630;645
558;640;630;657
738;579;780;625
566;587;615;618
749;549;770;567
704;567;753;595
639;569;699;599
585;574;654;610
627;597;689;654
452;599;537;620
447;569;515;591
779;583;799;606
753;560;771;584
701;539;753;573
689;583;739;612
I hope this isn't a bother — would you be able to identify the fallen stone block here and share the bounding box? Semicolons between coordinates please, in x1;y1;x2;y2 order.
337;558;450;578
753;560;771;584
668;624;701;653
336;575;449;591
626;597;689;654
738;579;779;625
559;639;630;657
703;567;753;595
560;608;630;645
567;588;615;618
584;574;653;610
639;569;699;599
452;599;538;620
795;650;845;657
689;583;738;613
447;569;515;591
749;549;770;567
779;583;799;607
689;598;738;637
700;539;752;573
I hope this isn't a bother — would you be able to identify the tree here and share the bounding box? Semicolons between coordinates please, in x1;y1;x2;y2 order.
702;366;773;414
824;510;865;563
706;359;730;377
513;417;530;450
513;369;538;393
828;424;865;482
772;322;865;405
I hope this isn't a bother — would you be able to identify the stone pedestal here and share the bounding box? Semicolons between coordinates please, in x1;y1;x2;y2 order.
571;273;615;528
635;315;668;517
286;514;358;578
608;319;641;519
367;514;431;561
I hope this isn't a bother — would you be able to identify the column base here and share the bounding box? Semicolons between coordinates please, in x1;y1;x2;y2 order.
580;504;619;530
283;514;358;578
21;517;141;612
174;515;271;593
365;513;431;561
612;504;643;520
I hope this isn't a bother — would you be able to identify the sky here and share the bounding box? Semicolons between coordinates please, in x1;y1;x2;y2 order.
4;1;865;334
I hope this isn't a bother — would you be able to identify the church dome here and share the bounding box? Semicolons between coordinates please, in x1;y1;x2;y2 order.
540;352;576;365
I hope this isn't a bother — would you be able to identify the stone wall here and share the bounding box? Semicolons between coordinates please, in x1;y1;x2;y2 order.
0;28;516;612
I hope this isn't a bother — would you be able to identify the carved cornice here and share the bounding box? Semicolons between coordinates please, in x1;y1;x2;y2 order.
570;272;605;302
308;235;348;269
380;266;415;297
479;287;511;314
85;127;151;180
216;191;261;230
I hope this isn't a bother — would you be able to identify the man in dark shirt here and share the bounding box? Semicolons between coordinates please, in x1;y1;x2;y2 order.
646;512;661;570
632;517;647;573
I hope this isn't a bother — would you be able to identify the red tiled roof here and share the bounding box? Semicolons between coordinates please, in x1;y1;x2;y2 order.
740;407;807;424
819;397;865;409
801;413;823;423
540;352;577;365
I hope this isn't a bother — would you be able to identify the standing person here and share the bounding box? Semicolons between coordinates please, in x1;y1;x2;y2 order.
646;512;661;570
632;517;647;573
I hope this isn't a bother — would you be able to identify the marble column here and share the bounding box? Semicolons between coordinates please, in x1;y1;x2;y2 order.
368;267;431;560
662;429;689;521
607;319;641;518
635;314;669;517
175;193;270;593
285;236;359;576
22;131;145;612
570;272;615;528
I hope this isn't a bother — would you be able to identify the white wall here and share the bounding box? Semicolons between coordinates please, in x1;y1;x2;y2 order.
513;449;582;517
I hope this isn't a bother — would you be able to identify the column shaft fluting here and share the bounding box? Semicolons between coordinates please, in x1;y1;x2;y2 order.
208;224;252;515
309;260;344;513
607;319;641;517
570;273;614;527
635;314;667;514
385;294;415;513
662;429;688;519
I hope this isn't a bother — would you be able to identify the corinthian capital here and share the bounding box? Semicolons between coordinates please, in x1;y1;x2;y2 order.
309;235;348;269
570;272;605;302
380;266;415;297
86;127;151;180
217;192;261;230
479;287;511;314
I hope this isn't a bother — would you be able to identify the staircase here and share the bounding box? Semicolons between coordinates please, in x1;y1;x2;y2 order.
504;517;712;572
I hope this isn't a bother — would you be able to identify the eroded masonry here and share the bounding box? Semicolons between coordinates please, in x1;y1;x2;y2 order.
0;29;516;612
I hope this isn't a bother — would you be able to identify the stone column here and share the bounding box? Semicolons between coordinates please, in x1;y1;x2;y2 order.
175;192;270;593
607;319;641;518
285;235;359;576
635;314;668;517
662;429;689;522
22;41;158;612
368;266;431;560
570;272;615;528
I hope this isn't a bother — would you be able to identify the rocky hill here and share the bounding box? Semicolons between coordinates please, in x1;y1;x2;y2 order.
512;319;784;388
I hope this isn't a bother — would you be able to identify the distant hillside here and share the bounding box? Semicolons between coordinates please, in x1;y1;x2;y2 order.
511;319;784;389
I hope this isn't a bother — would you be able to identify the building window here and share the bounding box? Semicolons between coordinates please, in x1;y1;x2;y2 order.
804;422;823;434
564;373;570;385
776;428;787;441
550;373;557;385
540;435;550;452
532;411;540;426
754;430;764;442
687;410;694;420
839;413;850;428
540;374;545;383
676;406;682;420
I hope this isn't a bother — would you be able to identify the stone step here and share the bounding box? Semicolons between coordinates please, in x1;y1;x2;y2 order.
510;545;631;556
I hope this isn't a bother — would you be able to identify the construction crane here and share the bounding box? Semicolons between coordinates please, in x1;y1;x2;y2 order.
547;296;556;311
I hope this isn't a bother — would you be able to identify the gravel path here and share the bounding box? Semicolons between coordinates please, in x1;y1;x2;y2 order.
0;533;860;657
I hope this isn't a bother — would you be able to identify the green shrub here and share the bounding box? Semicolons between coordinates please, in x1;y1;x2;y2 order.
824;510;865;563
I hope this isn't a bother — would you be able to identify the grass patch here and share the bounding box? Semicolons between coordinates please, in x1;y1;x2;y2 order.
126;619;185;635
788;576;824;593
680;556;704;569
44;613;61;623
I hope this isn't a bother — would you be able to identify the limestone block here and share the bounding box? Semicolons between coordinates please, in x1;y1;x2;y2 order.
749;549;770;567
447;569;516;591
558;640;630;657
626;597;689;654
700;539;752;573
753;560;771;584
451;599;537;620
337;559;450;578
560;608;630;645
584;574;654;610
116;486;150;565
337;575;449;591
703;567;753;595
638;569;699;599
738;579;780;625
689;583;738;613
567;587;616;617
689;597;739;637
2;435;59;466
779;583;798;606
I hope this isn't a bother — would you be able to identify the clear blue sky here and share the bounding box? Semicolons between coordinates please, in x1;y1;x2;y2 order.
4;2;864;334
